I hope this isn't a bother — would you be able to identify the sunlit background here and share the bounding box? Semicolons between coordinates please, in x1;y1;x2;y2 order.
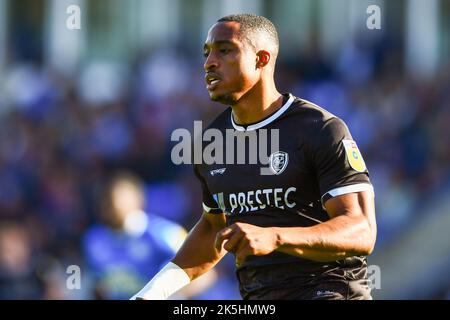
0;0;449;300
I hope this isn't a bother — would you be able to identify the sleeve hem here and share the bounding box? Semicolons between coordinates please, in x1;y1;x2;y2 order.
321;183;374;207
202;202;222;214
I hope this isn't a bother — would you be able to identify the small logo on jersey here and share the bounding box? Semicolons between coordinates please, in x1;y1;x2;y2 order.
316;290;337;297
269;151;289;175
210;168;226;176
342;139;366;172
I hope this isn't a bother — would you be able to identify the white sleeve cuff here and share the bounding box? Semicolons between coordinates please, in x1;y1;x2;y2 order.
131;262;190;300
202;202;220;213
321;183;374;207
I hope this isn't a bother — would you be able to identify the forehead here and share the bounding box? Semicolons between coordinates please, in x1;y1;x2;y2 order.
204;21;242;47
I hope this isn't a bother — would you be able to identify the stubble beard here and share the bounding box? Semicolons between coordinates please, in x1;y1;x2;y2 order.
210;92;239;106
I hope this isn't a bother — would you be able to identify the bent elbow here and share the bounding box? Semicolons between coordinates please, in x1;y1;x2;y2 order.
357;237;376;256
359;219;377;256
351;230;376;257
361;244;374;256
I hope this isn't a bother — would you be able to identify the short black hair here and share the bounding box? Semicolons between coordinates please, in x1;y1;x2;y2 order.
217;13;279;51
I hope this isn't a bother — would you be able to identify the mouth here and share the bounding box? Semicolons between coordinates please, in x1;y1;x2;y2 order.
205;73;222;90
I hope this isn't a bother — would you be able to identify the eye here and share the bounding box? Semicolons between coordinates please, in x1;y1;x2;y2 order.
219;48;230;55
203;51;209;58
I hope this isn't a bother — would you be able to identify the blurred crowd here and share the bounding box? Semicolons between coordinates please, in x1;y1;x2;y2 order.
0;33;449;299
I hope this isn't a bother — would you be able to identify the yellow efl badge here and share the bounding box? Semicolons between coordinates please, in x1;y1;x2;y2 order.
342;139;366;172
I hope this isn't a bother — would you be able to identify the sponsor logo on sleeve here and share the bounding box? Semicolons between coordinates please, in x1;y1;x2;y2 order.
342;139;367;172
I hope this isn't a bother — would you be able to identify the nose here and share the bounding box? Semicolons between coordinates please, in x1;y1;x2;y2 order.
204;52;219;71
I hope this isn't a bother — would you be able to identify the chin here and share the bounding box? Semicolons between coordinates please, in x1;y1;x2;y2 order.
209;91;238;105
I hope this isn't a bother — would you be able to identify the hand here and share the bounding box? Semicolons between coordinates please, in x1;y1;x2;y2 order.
215;223;279;267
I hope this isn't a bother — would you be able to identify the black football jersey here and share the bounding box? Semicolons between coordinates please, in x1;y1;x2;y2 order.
193;93;374;272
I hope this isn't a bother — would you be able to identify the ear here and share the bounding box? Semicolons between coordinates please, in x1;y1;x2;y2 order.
256;50;271;68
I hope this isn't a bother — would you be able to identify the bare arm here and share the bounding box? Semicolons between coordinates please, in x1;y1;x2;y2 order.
274;190;377;261
216;191;376;265
130;211;227;300
172;211;228;281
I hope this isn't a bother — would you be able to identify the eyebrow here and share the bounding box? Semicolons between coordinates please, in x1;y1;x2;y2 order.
203;40;236;50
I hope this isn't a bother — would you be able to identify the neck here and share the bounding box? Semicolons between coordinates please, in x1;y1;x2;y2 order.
231;79;282;125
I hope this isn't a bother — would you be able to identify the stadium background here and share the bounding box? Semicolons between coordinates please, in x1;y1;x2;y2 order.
0;0;449;299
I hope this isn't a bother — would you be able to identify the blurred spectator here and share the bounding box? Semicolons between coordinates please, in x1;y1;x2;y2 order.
82;171;216;299
0;222;43;299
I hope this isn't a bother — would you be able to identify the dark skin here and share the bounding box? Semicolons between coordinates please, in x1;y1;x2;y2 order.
172;21;376;279
203;21;283;124
215;191;376;267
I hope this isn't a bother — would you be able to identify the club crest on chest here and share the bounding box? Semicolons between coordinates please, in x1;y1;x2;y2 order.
269;151;289;175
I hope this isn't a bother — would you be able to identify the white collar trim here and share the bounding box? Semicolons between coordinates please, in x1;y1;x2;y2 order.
231;94;295;131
